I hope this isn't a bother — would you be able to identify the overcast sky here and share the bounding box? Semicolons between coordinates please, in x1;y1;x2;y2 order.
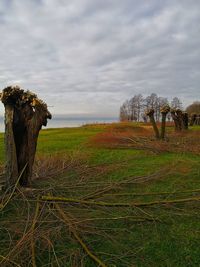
0;0;199;116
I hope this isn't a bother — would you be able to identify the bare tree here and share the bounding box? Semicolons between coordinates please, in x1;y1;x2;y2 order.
171;97;182;110
119;103;129;121
135;94;143;121
128;95;144;121
145;93;160;121
129;97;137;121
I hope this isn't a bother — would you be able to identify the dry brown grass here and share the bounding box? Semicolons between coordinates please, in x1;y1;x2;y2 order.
90;123;200;155
32;151;87;181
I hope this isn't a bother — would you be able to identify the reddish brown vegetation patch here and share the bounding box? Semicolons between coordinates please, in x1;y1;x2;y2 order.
90;123;200;154
91;124;152;145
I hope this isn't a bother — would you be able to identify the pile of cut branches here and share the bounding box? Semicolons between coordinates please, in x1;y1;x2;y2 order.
1;164;200;266
90;124;200;154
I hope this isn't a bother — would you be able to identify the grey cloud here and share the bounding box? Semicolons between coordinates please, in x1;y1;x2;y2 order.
0;0;200;116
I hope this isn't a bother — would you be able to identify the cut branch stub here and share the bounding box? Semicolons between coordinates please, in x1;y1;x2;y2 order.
0;86;52;188
145;109;160;139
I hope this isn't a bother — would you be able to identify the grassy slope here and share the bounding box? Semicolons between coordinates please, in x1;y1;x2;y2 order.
0;123;200;266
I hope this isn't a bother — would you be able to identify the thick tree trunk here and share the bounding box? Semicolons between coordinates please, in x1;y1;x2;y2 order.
150;116;160;139
4;105;18;188
182;112;189;130
12;105;31;186
176;110;184;131
171;110;181;131
171;109;188;132
146;109;160;139
160;113;167;139
23;111;43;186
160;106;170;140
1;86;51;189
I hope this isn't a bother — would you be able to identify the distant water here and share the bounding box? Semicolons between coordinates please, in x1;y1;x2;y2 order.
0;116;118;132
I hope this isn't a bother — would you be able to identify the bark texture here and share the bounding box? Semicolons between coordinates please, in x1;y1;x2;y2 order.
182;112;189;130
171;109;188;131
160;105;170;139
145;109;160;139
0;86;51;188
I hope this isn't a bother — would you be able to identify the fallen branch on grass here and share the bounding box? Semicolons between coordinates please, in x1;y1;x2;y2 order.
81;168;170;200
55;203;107;267
41;195;200;207
105;188;200;197
0;163;28;211
71;215;159;224
0;255;21;267
31;198;40;267
0;198;43;266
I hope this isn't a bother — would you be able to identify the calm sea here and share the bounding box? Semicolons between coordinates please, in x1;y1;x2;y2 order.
0;116;118;133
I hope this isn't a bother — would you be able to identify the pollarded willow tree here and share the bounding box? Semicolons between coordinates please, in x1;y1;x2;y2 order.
145;108;160;139
170;109;188;131
146;105;175;140
146;106;189;141
0;86;52;189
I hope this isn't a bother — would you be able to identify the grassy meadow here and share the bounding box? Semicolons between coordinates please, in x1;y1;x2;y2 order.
0;122;200;266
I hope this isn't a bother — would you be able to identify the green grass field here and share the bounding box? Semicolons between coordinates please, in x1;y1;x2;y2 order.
0;123;200;266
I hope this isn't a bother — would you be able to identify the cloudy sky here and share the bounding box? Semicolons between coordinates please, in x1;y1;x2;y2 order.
0;0;199;117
